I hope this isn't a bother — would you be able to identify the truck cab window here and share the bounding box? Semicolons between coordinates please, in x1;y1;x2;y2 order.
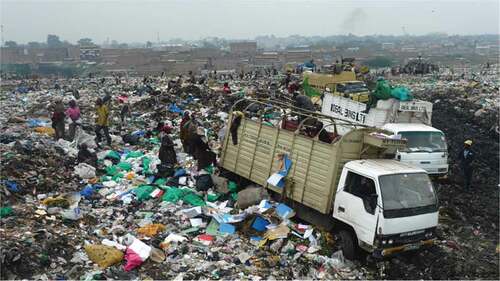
344;171;377;214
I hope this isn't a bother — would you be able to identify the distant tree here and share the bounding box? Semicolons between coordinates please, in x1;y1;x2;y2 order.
78;38;94;46
118;43;128;49
365;56;393;68
47;34;63;48
110;40;119;48
4;41;18;48
146;41;153;48
28;41;43;48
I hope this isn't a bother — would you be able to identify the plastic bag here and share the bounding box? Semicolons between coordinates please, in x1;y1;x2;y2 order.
161;187;190;203
106;165;119;176
391;87;413;101
134;185;155;201
126;151;144;159
84;244;124;269
137;223;166;237
117;162;132;171
142;157;151;174
105;150;121;161
74;163;96;179
183;193;206;207
195;174;213;192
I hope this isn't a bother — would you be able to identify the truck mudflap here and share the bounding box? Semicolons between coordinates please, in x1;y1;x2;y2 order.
372;239;435;258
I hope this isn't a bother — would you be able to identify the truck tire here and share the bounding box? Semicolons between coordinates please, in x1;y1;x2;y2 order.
339;230;358;260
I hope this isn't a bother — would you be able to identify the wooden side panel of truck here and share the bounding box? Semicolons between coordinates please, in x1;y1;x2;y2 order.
220;112;402;214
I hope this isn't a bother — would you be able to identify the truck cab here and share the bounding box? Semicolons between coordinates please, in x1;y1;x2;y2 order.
333;159;438;258
382;123;448;176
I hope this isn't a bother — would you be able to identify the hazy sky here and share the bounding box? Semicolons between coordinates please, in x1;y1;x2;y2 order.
1;0;498;44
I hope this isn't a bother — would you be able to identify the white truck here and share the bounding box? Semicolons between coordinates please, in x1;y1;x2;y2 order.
221;100;439;259
321;94;449;176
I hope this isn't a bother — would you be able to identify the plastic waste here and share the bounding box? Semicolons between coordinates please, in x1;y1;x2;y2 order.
61;207;83;220
0;206;13;218
74;163;96;179
84;244;124;268
136;223;166;237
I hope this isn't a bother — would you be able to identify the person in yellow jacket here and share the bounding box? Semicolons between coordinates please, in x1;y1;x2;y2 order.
95;98;112;147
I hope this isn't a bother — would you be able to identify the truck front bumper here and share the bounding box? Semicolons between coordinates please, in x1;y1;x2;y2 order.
373;239;435;258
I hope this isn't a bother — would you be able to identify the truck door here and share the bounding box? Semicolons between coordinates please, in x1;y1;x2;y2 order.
334;170;379;246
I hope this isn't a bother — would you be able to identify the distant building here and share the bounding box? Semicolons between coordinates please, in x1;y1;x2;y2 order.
229;41;257;55
381;43;395;50
254;52;280;66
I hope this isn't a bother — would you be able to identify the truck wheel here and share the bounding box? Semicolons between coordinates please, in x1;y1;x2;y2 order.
339;230;358;260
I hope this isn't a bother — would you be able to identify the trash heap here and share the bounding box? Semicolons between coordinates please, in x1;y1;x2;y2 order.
0;75;367;280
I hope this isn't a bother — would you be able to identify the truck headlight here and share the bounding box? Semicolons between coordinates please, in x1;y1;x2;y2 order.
382;240;387;245
388;239;393;244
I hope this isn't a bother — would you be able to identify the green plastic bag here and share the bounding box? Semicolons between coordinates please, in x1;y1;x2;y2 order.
134;185;155;201
126;151;144;159
231;192;238;201
228;181;238;192
112;173;124;182
117;162;132;171
207;193;220;202
0;207;13;218
183;193;206;206
106;151;121;160
142;157;151;174
162;187;190;203
204;165;214;175
106;166;119;176
149;137;160;145
154;178;167;186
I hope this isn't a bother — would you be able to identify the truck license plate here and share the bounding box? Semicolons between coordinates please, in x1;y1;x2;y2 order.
405;243;420;250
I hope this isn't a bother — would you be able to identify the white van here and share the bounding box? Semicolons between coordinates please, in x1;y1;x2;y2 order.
321;94;449;177
381;123;448;176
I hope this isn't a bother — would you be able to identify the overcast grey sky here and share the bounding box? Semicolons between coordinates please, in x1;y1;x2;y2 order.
1;0;498;44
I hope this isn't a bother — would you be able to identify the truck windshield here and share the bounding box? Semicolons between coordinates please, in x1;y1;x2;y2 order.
379;173;437;218
399;131;447;152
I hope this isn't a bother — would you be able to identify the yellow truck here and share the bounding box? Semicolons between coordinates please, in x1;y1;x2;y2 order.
220;99;439;259
304;71;370;102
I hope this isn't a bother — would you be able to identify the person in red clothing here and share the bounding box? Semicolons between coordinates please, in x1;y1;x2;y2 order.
222;82;231;94
65;100;81;141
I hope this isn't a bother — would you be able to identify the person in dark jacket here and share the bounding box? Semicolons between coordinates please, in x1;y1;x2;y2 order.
458;140;475;190
180;113;197;154
159;133;177;166
191;127;216;171
51;99;66;140
77;143;97;167
293;93;315;112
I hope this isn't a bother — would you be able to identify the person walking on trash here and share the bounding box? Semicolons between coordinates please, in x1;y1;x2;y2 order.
158;126;177;167
94;98;112;148
65;99;81;141
458;140;475;190
50;98;66;140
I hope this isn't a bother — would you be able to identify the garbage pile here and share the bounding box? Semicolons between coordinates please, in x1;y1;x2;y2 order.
1;69;498;279
0;75;367;280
